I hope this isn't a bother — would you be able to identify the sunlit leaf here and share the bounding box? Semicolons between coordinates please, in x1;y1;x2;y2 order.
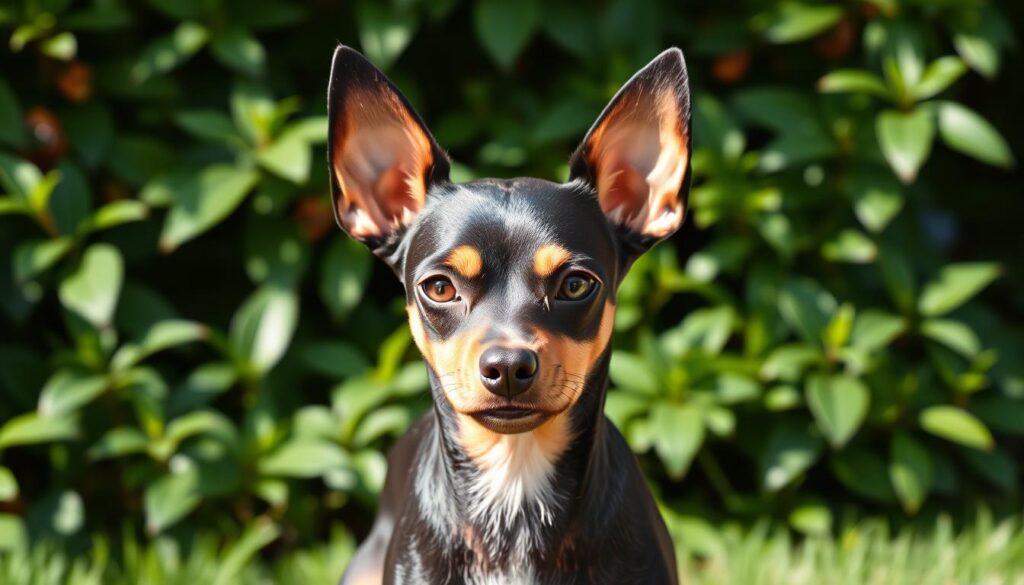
919;406;993;451
58;243;123;328
889;433;932;514
937;102;1015;168
876;107;934;184
474;0;539;70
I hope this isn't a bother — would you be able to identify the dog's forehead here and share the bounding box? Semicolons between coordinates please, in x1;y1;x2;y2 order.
406;178;617;273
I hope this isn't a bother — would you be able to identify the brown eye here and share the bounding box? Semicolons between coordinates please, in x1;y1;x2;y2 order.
422;276;457;303
557;273;596;301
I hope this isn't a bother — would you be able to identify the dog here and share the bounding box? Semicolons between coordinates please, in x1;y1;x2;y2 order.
328;44;690;585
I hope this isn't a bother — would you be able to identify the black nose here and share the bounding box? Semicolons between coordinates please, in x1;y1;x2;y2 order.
479;347;539;398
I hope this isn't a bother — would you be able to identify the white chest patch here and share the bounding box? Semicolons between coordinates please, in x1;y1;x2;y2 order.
458;413;572;576
467;430;560;529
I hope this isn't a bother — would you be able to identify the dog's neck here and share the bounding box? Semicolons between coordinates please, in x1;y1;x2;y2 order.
419;354;616;574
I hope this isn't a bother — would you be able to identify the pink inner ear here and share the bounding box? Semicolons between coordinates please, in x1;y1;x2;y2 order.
332;92;433;239
589;91;689;239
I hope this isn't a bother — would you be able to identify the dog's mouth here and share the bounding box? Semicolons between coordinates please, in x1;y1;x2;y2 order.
469;407;551;434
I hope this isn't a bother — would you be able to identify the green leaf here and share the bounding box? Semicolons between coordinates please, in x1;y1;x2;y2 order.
951;5;1011;79
51;490;84;536
753;1;843;44
110;319;209;371
918;262;1000;317
320;238;372;320
761;422;823;491
213;518;280;585
0;467;18;502
960;447;1016;492
806;374;869;448
256;128;312;184
152;410;237;460
230;285;299;376
38;370;108;417
84;199;149;233
0;514;26;551
58;243;124;328
159;165;259;252
831;448;897;503
88;427;149;460
714;373;760;405
353;406;412;448
210;27;266;76
817;70;891;100
913;57;967;100
0;412;78;449
788;499;832;536
132;21;209;82
609;352;660;395
937;102;1015;168
259;439;349;478
845;168;903;234
652;403;704;479
919;406;993;451
49;161;92;235
921;319;981;358
0;77;25;147
849;310;905;352
970;396;1024;435
821;229;877;264
356;0;418;70
145;469;200;534
298;341;369;380
877;243;916;312
474;0;539;70
889;433;932;514
778;278;836;345
174;110;246;146
108;136;173;188
40;32;77;61
876;108;935;184
13;237;73;283
62;102;114;168
760;344;822;382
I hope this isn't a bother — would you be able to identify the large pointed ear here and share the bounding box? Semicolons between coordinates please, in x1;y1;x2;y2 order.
569;48;691;254
327;45;450;256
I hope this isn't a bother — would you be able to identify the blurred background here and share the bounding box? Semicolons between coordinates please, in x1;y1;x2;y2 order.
1;0;1022;582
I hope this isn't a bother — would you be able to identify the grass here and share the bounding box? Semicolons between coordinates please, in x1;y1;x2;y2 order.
1;514;1022;584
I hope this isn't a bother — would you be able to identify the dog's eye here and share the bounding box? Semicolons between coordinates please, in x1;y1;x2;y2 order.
422;276;458;303
557;273;596;301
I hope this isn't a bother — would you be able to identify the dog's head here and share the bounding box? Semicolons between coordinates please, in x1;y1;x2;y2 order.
327;46;691;436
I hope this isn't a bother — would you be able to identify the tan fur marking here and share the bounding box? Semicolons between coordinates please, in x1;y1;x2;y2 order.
533;244;572;278
445;245;484;279
348;573;382;585
407;300;616;416
407;303;489;412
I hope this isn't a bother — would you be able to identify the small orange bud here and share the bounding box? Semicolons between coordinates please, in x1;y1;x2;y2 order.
712;51;751;84
56;61;93;103
25;107;68;170
293;196;334;241
817;18;857;60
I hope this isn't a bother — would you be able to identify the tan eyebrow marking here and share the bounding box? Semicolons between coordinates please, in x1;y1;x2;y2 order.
533;244;572;278
445;245;483;279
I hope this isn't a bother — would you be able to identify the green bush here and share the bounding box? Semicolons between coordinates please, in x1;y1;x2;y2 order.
0;0;1020;559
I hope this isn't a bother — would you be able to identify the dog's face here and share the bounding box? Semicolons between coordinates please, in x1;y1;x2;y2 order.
327;46;690;436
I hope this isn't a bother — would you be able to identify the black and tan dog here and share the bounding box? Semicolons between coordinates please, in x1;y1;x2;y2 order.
329;44;690;585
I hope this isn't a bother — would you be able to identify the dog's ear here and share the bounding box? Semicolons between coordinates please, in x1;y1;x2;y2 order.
569;48;691;256
328;45;449;258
